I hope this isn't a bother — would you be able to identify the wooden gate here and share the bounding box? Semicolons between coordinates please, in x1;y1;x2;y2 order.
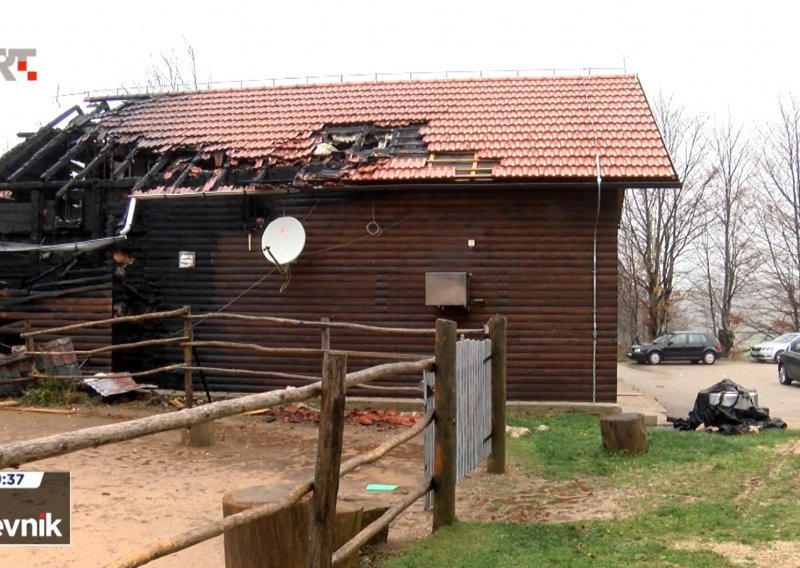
424;337;493;507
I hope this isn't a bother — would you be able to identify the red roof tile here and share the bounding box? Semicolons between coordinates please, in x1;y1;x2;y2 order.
103;75;677;184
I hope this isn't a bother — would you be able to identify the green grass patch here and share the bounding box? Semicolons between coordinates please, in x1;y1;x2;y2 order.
22;375;91;406
383;413;800;567
383;522;735;568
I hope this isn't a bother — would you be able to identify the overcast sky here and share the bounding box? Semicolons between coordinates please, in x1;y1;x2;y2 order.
1;0;797;150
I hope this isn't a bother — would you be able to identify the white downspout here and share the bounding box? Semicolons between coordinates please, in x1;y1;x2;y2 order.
592;154;602;403
118;197;137;237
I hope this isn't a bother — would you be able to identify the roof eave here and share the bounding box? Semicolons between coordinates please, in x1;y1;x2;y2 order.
129;177;682;200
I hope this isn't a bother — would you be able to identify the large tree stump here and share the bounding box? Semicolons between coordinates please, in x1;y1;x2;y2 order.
223;482;310;568
222;483;391;568
600;413;649;454
336;497;391;546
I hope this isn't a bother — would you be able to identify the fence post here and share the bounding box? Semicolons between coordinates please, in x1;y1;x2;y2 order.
183;306;194;408
432;318;457;532
308;350;347;568
487;315;507;474
320;317;330;351
181;307;214;447
24;320;35;375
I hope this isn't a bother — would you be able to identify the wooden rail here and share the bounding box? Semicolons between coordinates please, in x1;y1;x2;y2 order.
9;310;504;566
186;340;429;361
332;478;431;566
106;409;435;568
30;364;184;381
0;359;433;469
20;307;189;337
28;336;188;357
189;311;485;336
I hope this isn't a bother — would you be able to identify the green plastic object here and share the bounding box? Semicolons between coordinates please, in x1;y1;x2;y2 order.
366;484;398;491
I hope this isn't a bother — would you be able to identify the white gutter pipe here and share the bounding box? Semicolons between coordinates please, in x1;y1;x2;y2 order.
592;154;602;404
0;197;137;253
118;197;137;237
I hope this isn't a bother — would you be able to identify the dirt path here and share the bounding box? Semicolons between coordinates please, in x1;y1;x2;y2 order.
2;402;797;568
0;405;429;567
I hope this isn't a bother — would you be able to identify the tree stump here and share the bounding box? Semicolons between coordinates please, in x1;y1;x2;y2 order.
222;484;391;568
181;421;216;447
336;497;391;546
223;482;310;568
600;413;648;454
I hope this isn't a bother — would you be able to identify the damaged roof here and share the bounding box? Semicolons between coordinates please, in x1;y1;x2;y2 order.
0;74;679;195
104;75;675;180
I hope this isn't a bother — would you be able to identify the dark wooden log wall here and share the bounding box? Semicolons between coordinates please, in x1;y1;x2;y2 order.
0;280;112;373
120;185;621;402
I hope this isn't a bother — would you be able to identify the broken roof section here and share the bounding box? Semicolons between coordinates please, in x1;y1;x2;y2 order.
0;74;680;197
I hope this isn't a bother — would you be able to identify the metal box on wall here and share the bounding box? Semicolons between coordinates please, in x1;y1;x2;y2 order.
425;272;469;307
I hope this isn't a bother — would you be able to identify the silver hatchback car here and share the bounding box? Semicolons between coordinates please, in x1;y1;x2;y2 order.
750;332;800;363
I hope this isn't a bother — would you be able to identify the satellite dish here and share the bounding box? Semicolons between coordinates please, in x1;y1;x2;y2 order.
261;216;306;267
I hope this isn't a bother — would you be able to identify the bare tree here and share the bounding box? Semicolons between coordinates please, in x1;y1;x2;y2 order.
619;94;712;341
755;96;800;332
618;239;641;345
129;39;200;93
694;115;757;355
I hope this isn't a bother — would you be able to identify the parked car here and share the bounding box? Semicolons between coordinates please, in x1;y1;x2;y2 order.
626;331;721;365
778;338;800;384
750;332;800;363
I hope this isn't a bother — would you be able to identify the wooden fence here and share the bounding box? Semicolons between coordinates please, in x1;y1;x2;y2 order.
0;310;507;567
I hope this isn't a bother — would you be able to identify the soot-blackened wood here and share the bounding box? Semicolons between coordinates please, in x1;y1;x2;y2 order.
171;152;202;188
488;314;507;474
41;134;93;181
432;318;457;532
308;351;347;568
7;130;69;182
56;141;115;198
600;413;648;454
30;190;42;241
131;154;171;192
111;146;139;180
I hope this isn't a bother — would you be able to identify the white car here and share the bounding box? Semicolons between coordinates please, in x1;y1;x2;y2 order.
750;332;800;363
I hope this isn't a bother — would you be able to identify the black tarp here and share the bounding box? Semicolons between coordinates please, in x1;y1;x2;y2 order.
667;378;787;435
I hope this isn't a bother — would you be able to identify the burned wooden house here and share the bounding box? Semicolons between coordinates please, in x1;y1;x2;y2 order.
0;74;679;401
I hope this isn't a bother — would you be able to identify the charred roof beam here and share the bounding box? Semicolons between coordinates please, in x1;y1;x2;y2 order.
170;152;203;188
112;146;139;180
208;159;231;192
7;106;106;183
40;133;95;181
131;154;172;192
7;130;71;182
252;162;270;182
55;141;116;199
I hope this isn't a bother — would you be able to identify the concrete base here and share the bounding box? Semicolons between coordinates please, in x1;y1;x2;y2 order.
181;421;216;447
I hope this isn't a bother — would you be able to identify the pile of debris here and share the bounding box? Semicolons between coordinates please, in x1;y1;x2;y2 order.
255;405;420;428
668;378;787;435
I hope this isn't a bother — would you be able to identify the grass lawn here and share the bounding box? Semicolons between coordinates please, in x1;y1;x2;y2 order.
381;413;800;567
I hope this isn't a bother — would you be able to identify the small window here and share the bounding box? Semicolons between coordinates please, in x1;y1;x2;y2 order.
671;334;688;345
